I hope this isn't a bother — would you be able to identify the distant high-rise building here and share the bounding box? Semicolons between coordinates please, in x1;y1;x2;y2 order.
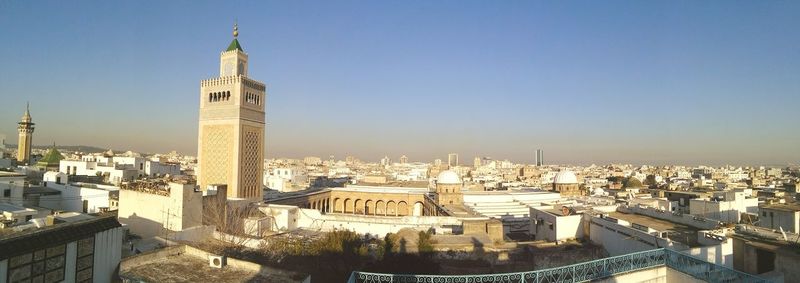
197;24;265;200
535;149;544;166
17;103;35;165
434;159;442;167
448;153;459;167
399;155;408;164
473;157;482;168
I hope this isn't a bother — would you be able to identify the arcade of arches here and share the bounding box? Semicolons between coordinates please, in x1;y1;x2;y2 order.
267;189;441;216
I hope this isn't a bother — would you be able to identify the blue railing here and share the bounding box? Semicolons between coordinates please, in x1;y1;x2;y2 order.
347;248;769;283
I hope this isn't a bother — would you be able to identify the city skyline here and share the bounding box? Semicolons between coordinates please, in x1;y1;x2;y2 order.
1;1;799;165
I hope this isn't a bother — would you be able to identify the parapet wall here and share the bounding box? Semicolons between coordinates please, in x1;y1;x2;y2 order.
201;75;266;91
619;204;721;230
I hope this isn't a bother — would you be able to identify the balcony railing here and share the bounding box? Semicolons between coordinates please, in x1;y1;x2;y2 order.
347;248;769;283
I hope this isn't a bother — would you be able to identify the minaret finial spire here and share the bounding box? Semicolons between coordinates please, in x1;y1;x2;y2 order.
23;101;31;119
233;21;239;38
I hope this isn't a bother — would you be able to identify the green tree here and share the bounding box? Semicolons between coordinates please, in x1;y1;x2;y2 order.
417;230;435;253
644;175;657;186
623;177;642;188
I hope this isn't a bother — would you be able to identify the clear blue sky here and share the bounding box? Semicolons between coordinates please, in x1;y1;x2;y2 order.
1;1;798;165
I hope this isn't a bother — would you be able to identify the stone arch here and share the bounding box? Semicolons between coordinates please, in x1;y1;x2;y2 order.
397;201;409;216
354;199;364;214
387;201;397;216
365;200;374;215
344;198;353;213
413;202;424;216
333;198;341;213
376;200;385;216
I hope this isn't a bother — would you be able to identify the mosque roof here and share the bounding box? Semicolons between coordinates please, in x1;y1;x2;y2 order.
437;170;461;184
226;38;243;52
553;170;578;184
37;146;64;166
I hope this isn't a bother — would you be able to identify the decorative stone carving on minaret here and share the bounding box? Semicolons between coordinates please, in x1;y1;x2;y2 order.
17;102;35;165
198;24;266;200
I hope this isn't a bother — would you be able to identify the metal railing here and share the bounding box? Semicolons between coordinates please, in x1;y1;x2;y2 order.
347;248;770;283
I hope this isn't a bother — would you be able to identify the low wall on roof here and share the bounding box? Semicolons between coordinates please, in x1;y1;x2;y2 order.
619;204;721;230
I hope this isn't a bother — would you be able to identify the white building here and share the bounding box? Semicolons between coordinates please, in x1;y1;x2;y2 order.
757;203;800;234
530;206;584;243
264;167;308;192
689;190;758;223
40;172;119;214
60;156;180;185
462;189;561;236
0;171;27;206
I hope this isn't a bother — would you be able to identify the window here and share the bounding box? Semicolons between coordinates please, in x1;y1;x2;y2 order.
763;211;767;217
7;244;66;283
75;237;94;283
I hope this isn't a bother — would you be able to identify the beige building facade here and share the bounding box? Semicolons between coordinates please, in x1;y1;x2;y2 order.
197;25;266;200
117;181;203;238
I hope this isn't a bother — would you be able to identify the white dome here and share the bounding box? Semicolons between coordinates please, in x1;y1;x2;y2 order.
437;170;461;184
553;171;578;184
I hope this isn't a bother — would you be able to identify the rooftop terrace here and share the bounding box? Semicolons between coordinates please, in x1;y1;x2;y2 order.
608;211;701;247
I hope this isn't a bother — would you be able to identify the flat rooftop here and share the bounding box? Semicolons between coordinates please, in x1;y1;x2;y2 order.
760;202;800;212
336;185;430;194
120;245;307;283
0;171;25;177
607;211;700;247
122;253;288;282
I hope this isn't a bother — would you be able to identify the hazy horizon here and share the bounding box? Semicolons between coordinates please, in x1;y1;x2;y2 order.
1;1;798;166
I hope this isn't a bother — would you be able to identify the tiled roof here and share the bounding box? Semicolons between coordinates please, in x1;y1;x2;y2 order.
226;38;243;52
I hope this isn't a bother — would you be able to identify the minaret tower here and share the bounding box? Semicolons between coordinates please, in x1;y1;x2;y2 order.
198;24;266;200
17;103;35;165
